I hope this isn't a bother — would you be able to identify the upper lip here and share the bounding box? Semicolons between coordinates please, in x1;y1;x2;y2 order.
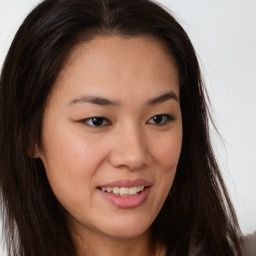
98;178;153;188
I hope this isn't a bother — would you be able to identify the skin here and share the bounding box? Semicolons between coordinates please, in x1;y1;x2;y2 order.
36;36;182;256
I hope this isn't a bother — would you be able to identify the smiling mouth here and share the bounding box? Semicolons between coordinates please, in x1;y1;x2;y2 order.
98;186;146;197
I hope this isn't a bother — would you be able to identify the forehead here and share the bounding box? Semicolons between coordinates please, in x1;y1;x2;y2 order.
51;35;179;106
59;35;177;80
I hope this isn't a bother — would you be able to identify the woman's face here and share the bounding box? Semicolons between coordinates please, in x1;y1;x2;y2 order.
37;36;182;241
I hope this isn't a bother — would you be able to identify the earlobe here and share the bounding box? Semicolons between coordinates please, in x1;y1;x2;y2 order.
33;148;41;159
27;143;41;159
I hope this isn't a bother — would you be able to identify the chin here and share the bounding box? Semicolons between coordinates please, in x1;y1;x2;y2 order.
99;216;153;239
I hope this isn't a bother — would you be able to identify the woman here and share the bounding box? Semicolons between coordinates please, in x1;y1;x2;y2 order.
0;0;244;255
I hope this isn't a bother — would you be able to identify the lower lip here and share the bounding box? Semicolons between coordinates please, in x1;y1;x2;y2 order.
98;187;151;209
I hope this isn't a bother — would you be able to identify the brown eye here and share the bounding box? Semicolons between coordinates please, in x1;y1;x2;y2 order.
83;117;110;127
147;114;174;125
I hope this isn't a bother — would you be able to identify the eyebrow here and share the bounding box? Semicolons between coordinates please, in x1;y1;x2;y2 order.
146;91;179;105
68;91;178;107
69;95;121;106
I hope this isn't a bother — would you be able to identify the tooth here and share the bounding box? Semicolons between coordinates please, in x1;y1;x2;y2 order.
103;186;145;195
113;187;119;194
128;187;137;195
107;187;112;193
120;187;128;195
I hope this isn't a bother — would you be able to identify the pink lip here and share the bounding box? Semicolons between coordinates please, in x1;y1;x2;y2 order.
98;186;151;209
97;179;152;209
98;178;152;188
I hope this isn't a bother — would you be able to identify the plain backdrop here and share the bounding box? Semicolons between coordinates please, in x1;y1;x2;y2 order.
0;0;255;254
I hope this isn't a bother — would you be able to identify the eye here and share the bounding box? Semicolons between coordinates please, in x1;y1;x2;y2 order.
82;117;110;127
147;114;174;125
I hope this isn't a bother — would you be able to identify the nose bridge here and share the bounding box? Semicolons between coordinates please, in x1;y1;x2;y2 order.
109;122;150;170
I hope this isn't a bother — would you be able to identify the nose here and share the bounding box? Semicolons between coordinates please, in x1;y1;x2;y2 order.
108;126;152;171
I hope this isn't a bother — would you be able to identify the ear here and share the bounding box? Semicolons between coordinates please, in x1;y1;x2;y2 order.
27;143;41;159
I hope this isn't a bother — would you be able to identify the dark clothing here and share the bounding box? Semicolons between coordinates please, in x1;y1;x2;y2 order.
165;232;256;256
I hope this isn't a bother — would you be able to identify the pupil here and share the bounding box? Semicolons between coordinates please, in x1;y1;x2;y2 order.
153;115;162;123
92;118;103;126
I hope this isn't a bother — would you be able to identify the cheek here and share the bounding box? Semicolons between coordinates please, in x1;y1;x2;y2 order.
40;127;107;202
40;138;103;215
42;122;105;171
150;130;182;198
152;132;182;170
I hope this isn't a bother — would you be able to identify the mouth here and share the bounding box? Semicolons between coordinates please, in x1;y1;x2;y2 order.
97;179;152;208
97;186;146;197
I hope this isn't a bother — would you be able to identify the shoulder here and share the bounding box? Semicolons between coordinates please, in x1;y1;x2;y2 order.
242;232;256;256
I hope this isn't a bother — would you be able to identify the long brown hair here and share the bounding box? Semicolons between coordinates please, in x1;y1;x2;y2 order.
0;0;243;255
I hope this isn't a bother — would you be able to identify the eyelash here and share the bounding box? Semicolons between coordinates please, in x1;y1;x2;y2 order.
147;114;174;125
82;117;111;127
81;114;174;127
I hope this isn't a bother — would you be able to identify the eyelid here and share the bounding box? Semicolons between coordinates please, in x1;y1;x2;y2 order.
81;116;111;127
147;114;175;125
79;113;174;127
